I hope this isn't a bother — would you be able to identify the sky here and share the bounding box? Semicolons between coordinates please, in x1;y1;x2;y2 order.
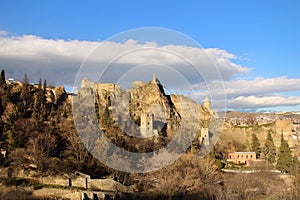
0;0;299;112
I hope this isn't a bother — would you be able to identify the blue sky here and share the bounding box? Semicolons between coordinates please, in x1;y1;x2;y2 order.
0;0;299;111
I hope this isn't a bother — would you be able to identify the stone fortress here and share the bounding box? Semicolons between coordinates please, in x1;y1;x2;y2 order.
80;74;213;145
81;78;117;92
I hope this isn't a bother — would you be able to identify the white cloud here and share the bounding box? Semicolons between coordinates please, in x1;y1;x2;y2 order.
192;77;300;110
0;31;249;85
229;95;300;109
0;34;98;60
0;30;10;36
194;77;300;98
0;31;299;111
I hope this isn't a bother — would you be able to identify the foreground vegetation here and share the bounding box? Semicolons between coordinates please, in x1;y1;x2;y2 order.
0;70;299;199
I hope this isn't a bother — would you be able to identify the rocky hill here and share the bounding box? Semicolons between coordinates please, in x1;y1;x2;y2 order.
0;69;214;177
78;75;212;140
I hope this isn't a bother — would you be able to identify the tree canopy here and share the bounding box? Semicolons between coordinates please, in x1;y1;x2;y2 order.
251;133;261;158
264;131;276;164
276;132;293;173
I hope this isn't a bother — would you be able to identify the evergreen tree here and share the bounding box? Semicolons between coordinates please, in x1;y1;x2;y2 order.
24;73;28;84
276;132;293;173
42;79;47;120
43;79;47;105
264;131;276;164
0;70;8;103
21;73;30;114
0;69;5;86
251;133;261;158
0;115;4;142
0;98;4;116
33;78;43;121
3;105;19;150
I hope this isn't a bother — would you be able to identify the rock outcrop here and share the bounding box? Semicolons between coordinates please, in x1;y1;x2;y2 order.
80;76;212;139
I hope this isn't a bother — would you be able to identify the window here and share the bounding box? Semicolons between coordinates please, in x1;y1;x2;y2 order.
246;155;248;158
229;155;232;159
250;155;253;158
237;155;239;158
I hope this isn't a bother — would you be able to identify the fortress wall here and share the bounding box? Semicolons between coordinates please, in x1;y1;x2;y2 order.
39;176;69;187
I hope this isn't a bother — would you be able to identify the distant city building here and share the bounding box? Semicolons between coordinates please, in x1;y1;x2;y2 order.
7;77;14;83
227;152;257;166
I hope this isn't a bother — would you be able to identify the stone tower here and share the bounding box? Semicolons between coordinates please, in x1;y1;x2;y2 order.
152;74;157;83
140;113;153;137
200;127;210;146
203;97;211;110
152;74;161;85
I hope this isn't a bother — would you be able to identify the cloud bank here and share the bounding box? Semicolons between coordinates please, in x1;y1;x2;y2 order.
0;31;299;111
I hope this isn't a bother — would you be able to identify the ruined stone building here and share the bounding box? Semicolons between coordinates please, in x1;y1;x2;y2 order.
81;78;116;92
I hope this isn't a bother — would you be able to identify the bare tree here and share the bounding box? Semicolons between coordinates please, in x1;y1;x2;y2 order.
132;153;223;199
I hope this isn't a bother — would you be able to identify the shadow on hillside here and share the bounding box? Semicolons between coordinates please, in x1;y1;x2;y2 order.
117;190;217;200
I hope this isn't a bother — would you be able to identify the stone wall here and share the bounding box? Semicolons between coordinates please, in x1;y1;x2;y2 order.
71;177;87;188
88;179;132;193
38;176;69;187
81;78;116;92
32;187;82;200
35;175;132;193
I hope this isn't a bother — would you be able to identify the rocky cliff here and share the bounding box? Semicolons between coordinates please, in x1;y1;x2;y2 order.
79;76;212;140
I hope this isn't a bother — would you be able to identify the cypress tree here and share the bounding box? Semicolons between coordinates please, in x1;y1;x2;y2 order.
43;79;47;105
21;73;30;114
0;98;3;116
251;133;261;158
0;70;10;107
264;131;276;164
33;78;43;121
0;70;7;99
3;105;19;150
42;79;47;120
276;132;293;173
0;69;5;86
0;114;4;142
